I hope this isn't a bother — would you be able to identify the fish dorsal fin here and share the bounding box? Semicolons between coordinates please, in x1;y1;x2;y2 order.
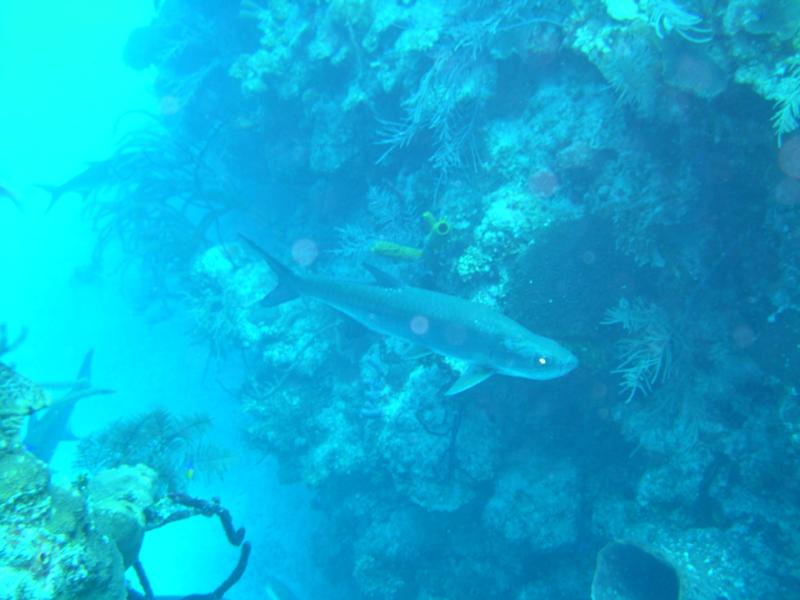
444;365;494;396
76;349;93;386
363;264;404;288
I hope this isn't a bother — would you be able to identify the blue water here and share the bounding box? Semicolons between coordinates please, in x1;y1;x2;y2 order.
2;1;799;599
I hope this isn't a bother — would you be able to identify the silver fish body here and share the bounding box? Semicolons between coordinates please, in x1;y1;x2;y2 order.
242;236;577;394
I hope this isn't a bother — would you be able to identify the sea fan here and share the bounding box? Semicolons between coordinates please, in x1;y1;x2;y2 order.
601;298;673;402
773;64;800;145
75;409;228;492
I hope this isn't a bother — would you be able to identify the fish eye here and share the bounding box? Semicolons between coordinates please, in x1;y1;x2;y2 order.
537;357;548;366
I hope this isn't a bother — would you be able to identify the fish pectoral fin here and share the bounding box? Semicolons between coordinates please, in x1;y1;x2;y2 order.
444;365;494;396
259;282;300;307
397;343;433;361
363;264;404;288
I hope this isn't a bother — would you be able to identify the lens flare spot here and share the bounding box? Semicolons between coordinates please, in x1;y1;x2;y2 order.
292;238;319;266
731;324;756;349
410;315;429;336
159;95;182;116
581;250;597;265
528;168;559;198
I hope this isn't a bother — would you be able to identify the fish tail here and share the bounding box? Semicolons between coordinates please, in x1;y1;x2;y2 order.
239;234;302;306
0;187;23;212
36;184;62;213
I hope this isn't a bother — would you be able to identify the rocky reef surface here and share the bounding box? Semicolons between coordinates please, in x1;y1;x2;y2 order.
0;402;157;598
56;0;800;597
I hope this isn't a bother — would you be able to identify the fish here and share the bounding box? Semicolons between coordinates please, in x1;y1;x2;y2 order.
38;160;113;212
24;350;115;461
0;185;23;211
0;324;27;358
240;235;578;395
183;456;195;480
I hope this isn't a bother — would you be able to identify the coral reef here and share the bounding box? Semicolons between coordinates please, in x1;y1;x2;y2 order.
187;242;273;355
87;464;159;568
78;0;800;597
0;453;128;600
0;364;51;452
0;360;241;599
0;362;158;599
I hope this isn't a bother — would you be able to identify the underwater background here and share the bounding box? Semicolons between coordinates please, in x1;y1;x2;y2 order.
1;0;800;598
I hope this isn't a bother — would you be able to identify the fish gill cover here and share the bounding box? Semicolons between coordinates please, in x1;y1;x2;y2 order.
2;0;800;598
